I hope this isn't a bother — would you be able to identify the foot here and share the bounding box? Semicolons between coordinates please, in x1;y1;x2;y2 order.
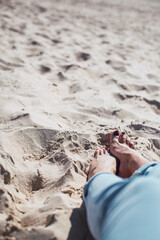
87;148;116;181
110;130;149;178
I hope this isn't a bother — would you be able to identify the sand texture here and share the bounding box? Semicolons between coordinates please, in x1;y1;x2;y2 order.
0;0;160;239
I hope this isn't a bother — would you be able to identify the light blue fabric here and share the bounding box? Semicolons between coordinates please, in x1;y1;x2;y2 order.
84;162;160;240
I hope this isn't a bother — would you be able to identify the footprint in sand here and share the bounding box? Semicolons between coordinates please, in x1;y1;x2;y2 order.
105;59;126;72
69;83;82;94
76;52;91;61
30;40;41;46
31;170;44;192
57;72;66;81
62;64;80;71
40;65;51;74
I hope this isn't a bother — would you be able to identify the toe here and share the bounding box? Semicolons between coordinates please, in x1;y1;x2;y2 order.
94;149;99;157
99;148;104;155
110;130;120;144
119;132;127;144
100;148;106;154
94;148;106;157
129;141;136;150
126;137;130;146
119;132;136;150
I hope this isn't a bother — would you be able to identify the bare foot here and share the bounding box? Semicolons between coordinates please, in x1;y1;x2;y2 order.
87;148;116;181
110;130;149;178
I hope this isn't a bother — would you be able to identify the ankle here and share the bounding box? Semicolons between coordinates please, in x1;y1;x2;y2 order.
129;155;148;174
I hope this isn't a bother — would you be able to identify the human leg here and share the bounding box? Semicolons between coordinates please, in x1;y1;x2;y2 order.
84;172;127;239
84;132;160;240
84;171;160;240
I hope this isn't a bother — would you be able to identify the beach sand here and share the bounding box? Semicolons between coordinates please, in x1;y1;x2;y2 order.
0;0;160;239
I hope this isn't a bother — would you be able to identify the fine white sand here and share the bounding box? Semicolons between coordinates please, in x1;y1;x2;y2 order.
0;0;160;239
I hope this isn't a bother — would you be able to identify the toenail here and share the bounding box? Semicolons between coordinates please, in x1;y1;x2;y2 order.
100;148;103;154
113;130;119;136
94;150;98;154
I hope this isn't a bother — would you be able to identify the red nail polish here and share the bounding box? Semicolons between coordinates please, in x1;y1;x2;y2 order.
113;130;119;136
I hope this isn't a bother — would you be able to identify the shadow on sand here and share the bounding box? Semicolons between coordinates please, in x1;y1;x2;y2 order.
67;201;94;240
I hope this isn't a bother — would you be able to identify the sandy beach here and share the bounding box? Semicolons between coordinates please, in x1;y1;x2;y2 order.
0;0;160;239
